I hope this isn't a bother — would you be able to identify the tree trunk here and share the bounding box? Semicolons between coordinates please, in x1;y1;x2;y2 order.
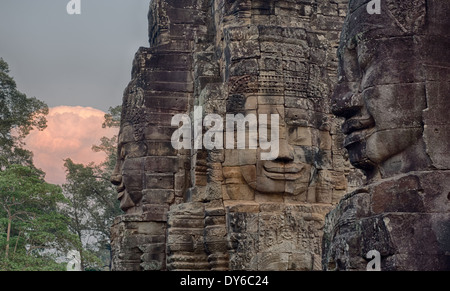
13;231;21;257
5;216;11;260
79;247;85;271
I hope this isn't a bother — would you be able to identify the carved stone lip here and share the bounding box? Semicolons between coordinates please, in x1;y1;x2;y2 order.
264;162;302;173
117;190;125;200
342;116;375;135
343;127;375;148
116;183;125;193
263;162;306;180
342;116;375;148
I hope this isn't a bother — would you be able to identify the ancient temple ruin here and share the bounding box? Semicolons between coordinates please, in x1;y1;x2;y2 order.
110;0;450;271
322;0;450;271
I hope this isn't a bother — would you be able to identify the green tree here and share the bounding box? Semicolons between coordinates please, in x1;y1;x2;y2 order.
62;105;122;270
96;105;122;171
101;105;121;129
0;58;48;169
0;165;77;271
0;58;75;270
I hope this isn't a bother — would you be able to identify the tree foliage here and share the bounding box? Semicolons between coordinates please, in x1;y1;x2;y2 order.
0;165;77;271
62;105;122;270
102;105;122;129
0;58;77;270
0;58;123;270
0;58;48;169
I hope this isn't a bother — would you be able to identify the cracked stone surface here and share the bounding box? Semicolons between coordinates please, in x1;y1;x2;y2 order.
107;0;450;271
322;0;450;271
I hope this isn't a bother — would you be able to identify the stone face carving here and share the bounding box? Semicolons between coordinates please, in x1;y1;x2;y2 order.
331;1;429;181
110;0;364;271
109;0;204;270
323;0;450;271
195;0;363;271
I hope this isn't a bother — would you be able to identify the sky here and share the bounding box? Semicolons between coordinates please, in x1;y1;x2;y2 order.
0;0;151;184
24;106;118;185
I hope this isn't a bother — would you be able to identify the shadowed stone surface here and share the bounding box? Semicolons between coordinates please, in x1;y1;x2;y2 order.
110;0;202;271
322;0;450;271
110;0;364;271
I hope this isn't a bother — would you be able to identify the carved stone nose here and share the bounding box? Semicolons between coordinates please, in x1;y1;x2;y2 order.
275;139;294;162
331;82;363;118
110;174;122;186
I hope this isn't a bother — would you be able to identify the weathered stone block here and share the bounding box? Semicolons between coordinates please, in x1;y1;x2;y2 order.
145;174;174;189
257;253;289;271
144;156;178;173
142;189;175;205
288;252;313;271
142;205;170;221
112;0;361;272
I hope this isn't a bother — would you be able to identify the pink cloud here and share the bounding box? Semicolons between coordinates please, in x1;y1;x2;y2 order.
24;106;118;185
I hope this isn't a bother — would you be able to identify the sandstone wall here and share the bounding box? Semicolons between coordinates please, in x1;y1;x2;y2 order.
111;0;364;271
110;0;208;270
322;0;450;271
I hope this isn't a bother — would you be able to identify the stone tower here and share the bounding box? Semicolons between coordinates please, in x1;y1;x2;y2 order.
322;0;450;271
110;0;362;271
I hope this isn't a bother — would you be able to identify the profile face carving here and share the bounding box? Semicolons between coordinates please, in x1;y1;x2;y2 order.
331;1;434;180
111;124;147;213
